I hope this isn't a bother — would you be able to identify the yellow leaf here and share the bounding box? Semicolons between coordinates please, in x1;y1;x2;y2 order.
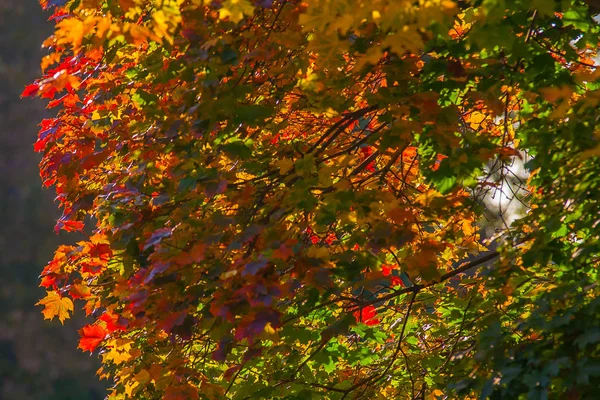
461;221;475;236
219;0;255;23
37;291;74;324
102;338;134;365
97;366;111;381
441;0;457;10
334;178;351;190
261;322;280;342
465;111;486;130
549;100;571;120
298;69;325;92
539;85;573;102
134;369;151;385
127;24;157;45
580;144;600;160
415;189;442;206
347;211;358;223
324;107;338;118
124;380;139;397
200;379;226;397
388;207;413;225
56;18;85;50
328;14;355;34
117;0;135;11
307;246;329;259
427;389;445;399
275;158;294;174
381;26;424;55
317;167;334;186
354;46;384;70
41;52;61;72
219;269;238;279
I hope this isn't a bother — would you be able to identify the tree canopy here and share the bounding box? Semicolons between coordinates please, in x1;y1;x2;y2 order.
28;0;600;398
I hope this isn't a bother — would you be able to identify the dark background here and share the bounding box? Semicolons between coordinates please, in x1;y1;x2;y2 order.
0;1;107;398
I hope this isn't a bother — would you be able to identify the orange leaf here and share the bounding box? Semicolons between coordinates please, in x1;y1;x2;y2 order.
164;383;199;400
55;219;85;233
69;283;92;299
78;324;108;352
40;274;57;288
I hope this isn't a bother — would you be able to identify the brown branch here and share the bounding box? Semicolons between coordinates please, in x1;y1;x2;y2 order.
318;122;386;163
293;338;328;377
524;9;538;43
341;289;420;399
438;294;475;372
351;249;502;311
378;146;405;182
348;150;380;177
381;289;418;378
532;36;599;68
307;105;378;155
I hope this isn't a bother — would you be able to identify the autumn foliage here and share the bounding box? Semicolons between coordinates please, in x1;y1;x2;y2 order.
29;0;600;398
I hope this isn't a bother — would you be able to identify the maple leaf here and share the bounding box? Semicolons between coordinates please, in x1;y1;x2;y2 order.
40;274;57;288
78;324;108;352
69;283;91;299
36;291;74;324
219;0;255;23
89;243;112;260
99;311;128;332
157;311;186;333
21;84;39;98
164;383;199;400
102;338;133;365
54;219;84;233
143;228;173;251
353;305;380;326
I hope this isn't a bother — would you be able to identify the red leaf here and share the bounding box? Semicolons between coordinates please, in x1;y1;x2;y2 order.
81;259;105;275
99;311;128;332
382;264;393;276
22;84;40;97
40;85;59;99
55;220;85;233
78;324;108;352
224;365;241;380
391;275;405;288
89;243;112;260
157;311;186;333
47;98;62;108
353;305;380;326
40;274;57;288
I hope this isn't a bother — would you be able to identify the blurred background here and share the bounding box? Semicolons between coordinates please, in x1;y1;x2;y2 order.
0;1;107;398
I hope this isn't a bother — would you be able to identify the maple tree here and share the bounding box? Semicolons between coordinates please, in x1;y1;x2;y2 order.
27;0;600;398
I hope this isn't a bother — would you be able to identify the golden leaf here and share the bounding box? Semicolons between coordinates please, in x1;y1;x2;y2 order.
102;338;134;365
219;0;255;23
36;291;74;324
307;246;329;259
465;111;486;130
275;158;294;174
55;18;85;50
